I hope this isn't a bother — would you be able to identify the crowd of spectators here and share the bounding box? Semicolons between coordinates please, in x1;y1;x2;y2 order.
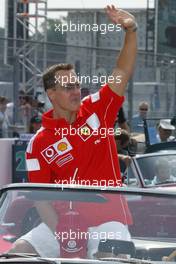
0;92;44;138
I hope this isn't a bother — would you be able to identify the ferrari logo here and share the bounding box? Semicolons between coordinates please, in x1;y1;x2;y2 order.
80;126;91;136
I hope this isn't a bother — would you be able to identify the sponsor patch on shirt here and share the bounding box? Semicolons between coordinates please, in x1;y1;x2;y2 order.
62;239;83;253
78;113;100;141
41;137;73;164
78;123;93;141
56;153;73;167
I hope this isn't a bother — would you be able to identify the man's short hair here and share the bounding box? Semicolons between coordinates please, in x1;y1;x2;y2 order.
139;101;149;109
0;96;8;104
115;129;130;145
42;63;74;91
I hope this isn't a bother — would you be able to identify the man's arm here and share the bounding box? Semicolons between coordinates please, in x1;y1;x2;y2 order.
105;5;137;96
35;201;58;232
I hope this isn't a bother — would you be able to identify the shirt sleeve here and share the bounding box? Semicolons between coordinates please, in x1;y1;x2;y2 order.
26;136;51;183
82;84;125;128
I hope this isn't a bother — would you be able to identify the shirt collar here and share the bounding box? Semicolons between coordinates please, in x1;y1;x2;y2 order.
42;108;83;130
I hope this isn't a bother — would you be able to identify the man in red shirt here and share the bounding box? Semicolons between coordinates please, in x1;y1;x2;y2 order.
26;6;137;187
10;5;137;256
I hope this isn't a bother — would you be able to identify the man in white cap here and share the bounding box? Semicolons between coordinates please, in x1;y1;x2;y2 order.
157;119;175;142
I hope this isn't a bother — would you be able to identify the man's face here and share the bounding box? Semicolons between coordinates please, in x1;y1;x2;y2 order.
139;104;148;118
158;127;172;142
156;165;170;182
48;70;81;112
0;102;7;112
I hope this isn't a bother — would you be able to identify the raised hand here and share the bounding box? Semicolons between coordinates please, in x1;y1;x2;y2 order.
105;5;136;30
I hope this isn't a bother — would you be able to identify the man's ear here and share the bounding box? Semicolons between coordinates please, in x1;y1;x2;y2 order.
47;89;55;102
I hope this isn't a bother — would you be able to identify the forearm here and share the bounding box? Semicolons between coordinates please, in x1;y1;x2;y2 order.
109;31;137;96
117;31;137;77
167;250;176;261
35;201;58;232
106;5;137;96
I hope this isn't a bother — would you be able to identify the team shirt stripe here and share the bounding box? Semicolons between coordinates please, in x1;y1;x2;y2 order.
26;158;40;171
91;92;100;103
26;127;45;154
86;113;100;130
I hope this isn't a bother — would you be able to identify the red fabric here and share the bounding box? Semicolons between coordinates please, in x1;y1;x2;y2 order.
56;209;89;258
53;192;132;258
0;235;14;253
26;84;124;186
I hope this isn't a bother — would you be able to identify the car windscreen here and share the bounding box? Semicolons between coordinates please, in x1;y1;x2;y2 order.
0;187;176;262
136;154;176;186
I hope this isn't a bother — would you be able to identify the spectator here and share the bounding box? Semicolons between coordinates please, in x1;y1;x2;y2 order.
156;119;175;142
151;158;175;185
29;115;42;134
19;95;33;130
131;101;149;133
31;98;45;117
6;101;14;125
115;129;132;171
0;96;10;138
115;107;130;132
115;129;130;155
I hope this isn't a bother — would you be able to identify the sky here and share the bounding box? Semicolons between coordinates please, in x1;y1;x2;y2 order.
47;0;148;9
0;0;149;28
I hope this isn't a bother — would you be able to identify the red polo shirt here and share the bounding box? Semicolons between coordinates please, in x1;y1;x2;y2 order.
26;84;124;186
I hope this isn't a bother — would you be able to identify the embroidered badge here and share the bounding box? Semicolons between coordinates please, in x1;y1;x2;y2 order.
41;137;73;164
